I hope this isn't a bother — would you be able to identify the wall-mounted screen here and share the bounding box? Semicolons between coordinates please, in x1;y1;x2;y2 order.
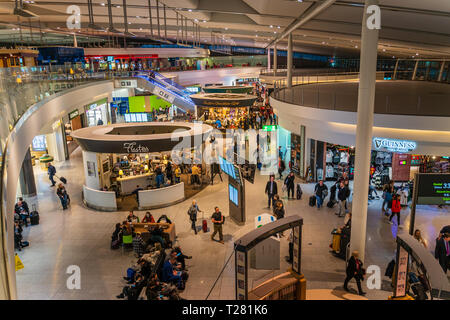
416;174;450;205
219;156;242;185
32;135;47;152
229;184;238;206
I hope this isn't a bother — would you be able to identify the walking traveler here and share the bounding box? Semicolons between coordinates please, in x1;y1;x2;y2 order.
265;175;278;209
56;183;70;210
335;182;349;217
434;231;450;273
388;194;402;227
344;251;366;296
47;163;56;187
314;180;328;209
187;200;202;235
211;207;224;244
284;172;295;199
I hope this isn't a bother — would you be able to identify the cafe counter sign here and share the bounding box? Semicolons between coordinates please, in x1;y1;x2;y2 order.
123;142;149;153
373;137;417;153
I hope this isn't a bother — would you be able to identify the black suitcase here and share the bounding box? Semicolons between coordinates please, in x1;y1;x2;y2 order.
30;204;39;225
296;184;302;200
309;195;316;207
58;176;67;184
327;200;335;208
21;241;30;248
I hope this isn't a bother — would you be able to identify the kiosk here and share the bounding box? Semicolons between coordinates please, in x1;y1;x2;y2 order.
71;122;213;211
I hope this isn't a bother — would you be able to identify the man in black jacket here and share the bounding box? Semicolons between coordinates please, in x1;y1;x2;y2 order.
284;172;295;199
335;182;349;217
14;197;30;226
265;175;278;209
434;232;450;274
344;251;366;295
314;180;328;209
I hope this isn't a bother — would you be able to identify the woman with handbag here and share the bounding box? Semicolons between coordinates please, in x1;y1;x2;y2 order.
344;251;366;296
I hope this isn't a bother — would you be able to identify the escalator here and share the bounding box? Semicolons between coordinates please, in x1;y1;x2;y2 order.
134;71;196;112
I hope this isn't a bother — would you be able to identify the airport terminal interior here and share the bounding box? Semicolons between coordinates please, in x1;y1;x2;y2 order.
0;0;449;302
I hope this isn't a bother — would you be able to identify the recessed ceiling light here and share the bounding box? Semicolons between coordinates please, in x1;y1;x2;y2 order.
203;20;206;23
116;5;120;8
100;2;105;6
416;53;419;55
277;26;280;29
355;45;358;48
382;49;386;52
270;25;273;28
188;9;192;12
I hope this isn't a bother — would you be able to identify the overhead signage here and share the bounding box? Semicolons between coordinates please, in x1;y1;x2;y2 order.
416;173;450;205
152;86;176;103
68;109;79;120
116;80;137;88
123;142;150;153
373;137;417;153
262;125;278;132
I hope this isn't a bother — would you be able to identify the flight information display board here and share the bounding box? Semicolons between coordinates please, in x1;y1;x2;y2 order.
219;156;242;185
416;174;450;205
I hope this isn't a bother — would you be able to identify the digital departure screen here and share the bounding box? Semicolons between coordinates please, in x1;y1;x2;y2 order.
229;184;239;206
219;156;242;185
416;174;450;205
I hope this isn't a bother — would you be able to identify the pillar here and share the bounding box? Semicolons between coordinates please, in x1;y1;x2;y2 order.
273;45;277;76
392;59;399;80
437;60;446;82
350;0;379;262
287;33;293;88
412;59;419;80
267;48;271;72
18;148;37;198
73;33;78;47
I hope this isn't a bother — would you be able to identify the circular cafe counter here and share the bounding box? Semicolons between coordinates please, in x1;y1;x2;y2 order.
202;85;253;94
71;122;213;211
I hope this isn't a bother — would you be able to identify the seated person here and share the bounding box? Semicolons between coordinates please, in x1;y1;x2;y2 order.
111;223;122;243
126;211;140;223
14;221;24;251
14;197;30;227
171;247;192;271
146;273;163;300
142;211;155;223
132;233;146;258
162;256;183;289
157;214;172;224
117;274;147;300
149;226;166;248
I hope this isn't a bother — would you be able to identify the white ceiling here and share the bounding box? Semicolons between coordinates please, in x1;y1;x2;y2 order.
0;0;449;58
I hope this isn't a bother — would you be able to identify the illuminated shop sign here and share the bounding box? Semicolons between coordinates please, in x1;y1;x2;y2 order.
262;125;278;131
373;137;417;153
123;142;150;153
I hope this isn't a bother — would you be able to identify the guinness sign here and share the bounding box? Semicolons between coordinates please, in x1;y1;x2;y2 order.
373;137;417;153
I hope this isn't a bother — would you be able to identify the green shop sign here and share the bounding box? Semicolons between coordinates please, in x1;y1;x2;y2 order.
262;125;278;131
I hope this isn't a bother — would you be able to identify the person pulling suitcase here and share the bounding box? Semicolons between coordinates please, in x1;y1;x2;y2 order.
187;200;202;235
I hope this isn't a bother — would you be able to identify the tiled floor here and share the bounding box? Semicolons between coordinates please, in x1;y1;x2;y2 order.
15;147;449;300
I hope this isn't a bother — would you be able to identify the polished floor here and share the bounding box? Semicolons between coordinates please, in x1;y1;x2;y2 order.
16;147;449;300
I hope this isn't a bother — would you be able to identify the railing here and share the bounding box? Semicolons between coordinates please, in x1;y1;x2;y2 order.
270;71;450;117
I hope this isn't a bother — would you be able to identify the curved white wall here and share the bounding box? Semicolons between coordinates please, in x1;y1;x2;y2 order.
271;96;450;157
138;182;185;209
2;81;114;299
83;185;117;211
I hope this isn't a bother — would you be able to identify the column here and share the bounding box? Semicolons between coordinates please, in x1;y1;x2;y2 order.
437;60;446;82
267;48;271;72
350;0;379;262
273;44;277;76
412;59;419;80
287;33;293;88
18;148;37;198
392;59;399;80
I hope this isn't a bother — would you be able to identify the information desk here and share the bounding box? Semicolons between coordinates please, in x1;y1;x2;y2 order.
82;185;117;211
116;173;153;195
138;182;185;209
132;222;176;243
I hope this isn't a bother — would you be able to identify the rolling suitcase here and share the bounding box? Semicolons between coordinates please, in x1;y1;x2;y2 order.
30;204;39;225
296;184;302;200
202;212;208;233
309;195;316;207
327;200;335;208
57;176;67;184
